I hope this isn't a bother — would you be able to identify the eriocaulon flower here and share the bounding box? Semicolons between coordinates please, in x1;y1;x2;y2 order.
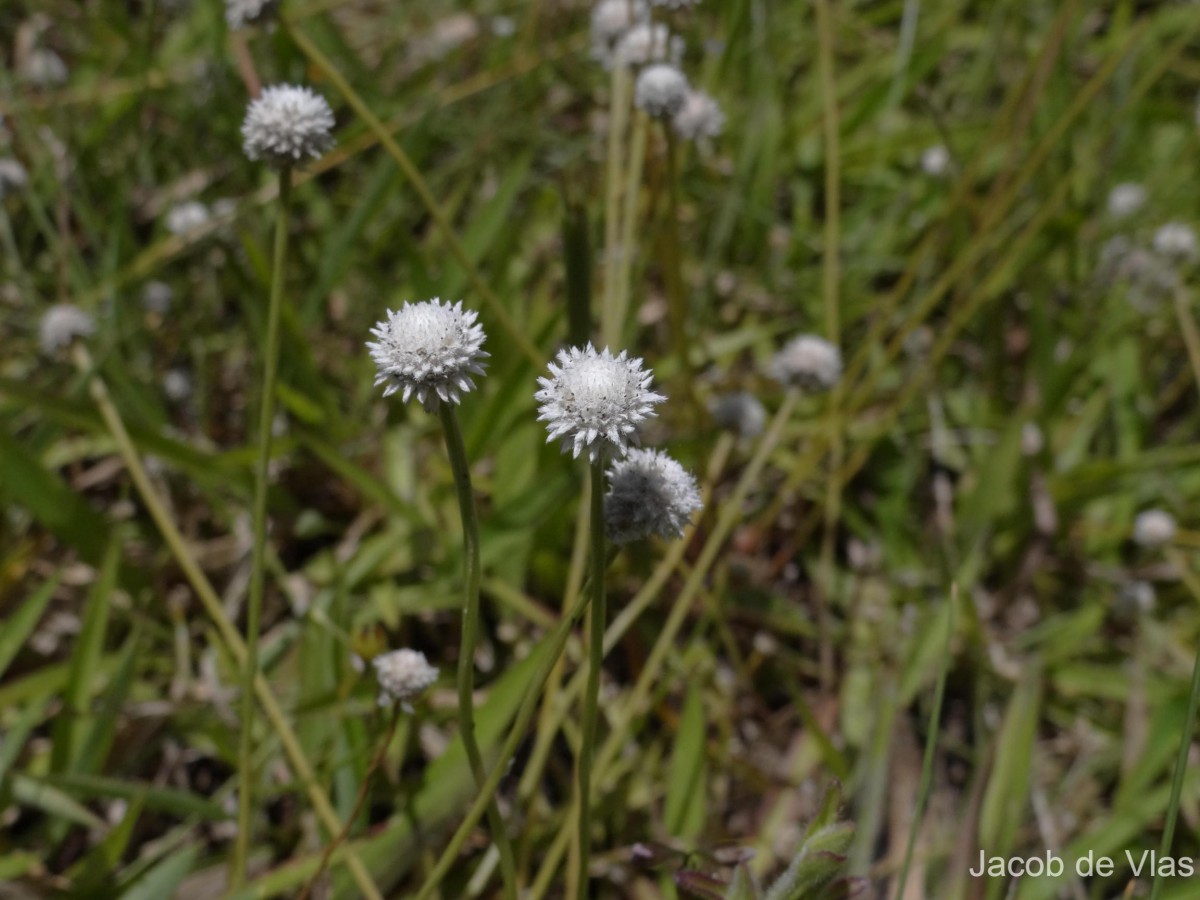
226;0;278;29
1133;509;1177;548
40;304;95;355
605;448;703;543
710;391;766;439
590;0;649;65
673;90;725;142
634;64;689;119
241;84;335;168
367;299;489;409
613;22;681;68
535;344;665;462
372;649;438;708
770;334;842;392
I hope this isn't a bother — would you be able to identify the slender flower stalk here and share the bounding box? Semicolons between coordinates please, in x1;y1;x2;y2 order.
438;403;519;900
233;165;293;886
576;456;608;900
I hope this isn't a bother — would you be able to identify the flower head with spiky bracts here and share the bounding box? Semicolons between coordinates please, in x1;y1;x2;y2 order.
590;0;649;65
1133;509;1177;548
635;64;689;118
39;304;95;355
770;334;842;392
672;89;724;142
241;84;335;168
605;448;703;544
535;344;665;462
372;649;438;708
367;299;489;409
225;0;278;29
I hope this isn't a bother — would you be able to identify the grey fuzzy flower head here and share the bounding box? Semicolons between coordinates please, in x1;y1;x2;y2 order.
367;299;489;409
613;22;682;68
40;304;95;355
225;0;278;29
590;0;649;65
372;649;438;708
634;64;689;118
605;448;703;544
535;343;666;462
1133;509;1176;548
710;391;766;439
1114;580;1156;621
1107;182;1145;220
241;84;335;168
920;144;950;178
19;48;68;88
672;89;724;141
164;201;209;236
142;280;174;314
769;334;842;391
0;158;29;197
1152;221;1197;262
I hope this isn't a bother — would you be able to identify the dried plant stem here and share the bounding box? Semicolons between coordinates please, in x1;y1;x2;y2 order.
233;165;292;887
296;708;401;900
601;63;631;345
438;404;518;900
70;344;382;900
575;457;608;900
609;110;649;345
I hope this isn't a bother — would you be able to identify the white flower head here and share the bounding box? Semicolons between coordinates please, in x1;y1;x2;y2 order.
1152;221;1197;262
40;304;95;354
225;0;278;29
710;392;766;439
1106;182;1146;219
591;0;649;65
635;64;690;119
241;84;335;168
372;649;438;708
672;90;724;141
367;299;489;409
920;144;950;178
142;280;174;314
1114;580;1156;620
535;343;666;461
1133;509;1177;548
19;48;68;88
164;368;193;402
0;158;29;197
164;201;209;236
605;448;703;544
769;334;842;391
613;22;683;68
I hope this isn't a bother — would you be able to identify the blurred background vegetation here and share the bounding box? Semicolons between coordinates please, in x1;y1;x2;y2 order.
3;0;1200;897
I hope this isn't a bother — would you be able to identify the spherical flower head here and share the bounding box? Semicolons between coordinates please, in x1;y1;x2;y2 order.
612;22;682;68
372;649;438;708
769;334;842;391
367;299;489;409
20;48;68;88
535;343;666;462
1114;580;1156;621
0;158;29;198
672;90;724;142
1106;182;1145;219
920;144;950;178
226;0;278;29
591;0;649;64
142;280;174;314
1152;221;1197;262
40;304;95;355
1133;509;1177;548
605;448;703;543
634;64;689;119
710;392;766;439
242;84;335;168
164;201;209;236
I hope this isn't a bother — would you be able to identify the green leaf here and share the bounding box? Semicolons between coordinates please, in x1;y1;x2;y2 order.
665;682;707;839
119;845;198;900
979;665;1042;867
0;572;60;679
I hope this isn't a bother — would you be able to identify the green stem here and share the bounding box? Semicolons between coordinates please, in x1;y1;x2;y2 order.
415;573;593;900
661;125;694;403
609;110;648;347
576;456;608;900
70;344;382;900
895;586;956;900
438;404;518;900
233;166;292;887
601;62;630;344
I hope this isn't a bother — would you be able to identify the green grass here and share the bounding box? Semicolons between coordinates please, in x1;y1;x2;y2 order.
3;0;1200;897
